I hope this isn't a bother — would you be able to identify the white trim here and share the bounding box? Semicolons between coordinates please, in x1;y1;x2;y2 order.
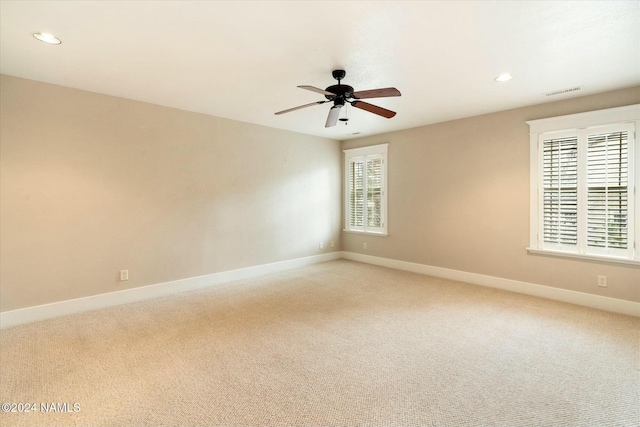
342;229;388;237
342;252;640;317
634;118;640;264
0;252;341;329
529;105;640;263
527;104;640;133
3;250;637;329
529;130;539;249
343;143;389;157
527;248;640;266
343;143;388;235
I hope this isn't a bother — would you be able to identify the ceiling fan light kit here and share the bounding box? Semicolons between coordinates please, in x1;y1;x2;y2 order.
275;70;401;128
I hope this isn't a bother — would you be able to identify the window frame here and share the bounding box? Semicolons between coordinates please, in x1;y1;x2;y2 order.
527;104;640;265
343;143;388;236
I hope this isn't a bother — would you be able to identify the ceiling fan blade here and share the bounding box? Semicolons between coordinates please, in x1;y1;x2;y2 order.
298;85;337;96
352;87;401;99
275;100;327;115
351;101;396;118
325;106;341;127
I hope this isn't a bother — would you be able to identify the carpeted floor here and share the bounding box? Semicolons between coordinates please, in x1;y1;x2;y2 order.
1;260;638;426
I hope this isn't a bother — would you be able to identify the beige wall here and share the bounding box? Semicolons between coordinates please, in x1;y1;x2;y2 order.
0;75;342;311
2;74;638;313
342;87;640;303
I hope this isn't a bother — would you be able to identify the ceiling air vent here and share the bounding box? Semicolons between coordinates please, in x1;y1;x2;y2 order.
545;86;583;97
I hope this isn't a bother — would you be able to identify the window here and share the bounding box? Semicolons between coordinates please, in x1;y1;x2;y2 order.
528;104;640;264
344;144;388;235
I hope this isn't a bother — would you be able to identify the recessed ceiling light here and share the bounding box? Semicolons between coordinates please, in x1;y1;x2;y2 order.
495;73;514;82
33;33;61;45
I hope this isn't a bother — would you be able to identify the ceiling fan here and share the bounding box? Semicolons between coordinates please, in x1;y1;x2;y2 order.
275;70;401;128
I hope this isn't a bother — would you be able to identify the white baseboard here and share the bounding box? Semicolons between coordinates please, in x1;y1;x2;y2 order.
342;252;640;317
2;250;637;329
0;252;341;329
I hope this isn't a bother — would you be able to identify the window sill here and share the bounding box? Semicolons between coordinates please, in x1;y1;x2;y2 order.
527;248;640;267
342;229;388;237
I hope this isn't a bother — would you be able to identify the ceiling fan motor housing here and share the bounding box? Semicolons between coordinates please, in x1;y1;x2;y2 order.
324;84;354;101
325;69;352;106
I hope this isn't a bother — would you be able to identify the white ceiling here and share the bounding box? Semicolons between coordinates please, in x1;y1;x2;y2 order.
1;1;639;141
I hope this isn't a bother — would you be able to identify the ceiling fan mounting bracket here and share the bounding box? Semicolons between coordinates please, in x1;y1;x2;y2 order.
332;69;346;81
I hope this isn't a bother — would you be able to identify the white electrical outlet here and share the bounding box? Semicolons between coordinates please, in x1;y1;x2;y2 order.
319;242;324;250
363;242;367;250
120;270;129;281
330;240;334;248
597;275;607;287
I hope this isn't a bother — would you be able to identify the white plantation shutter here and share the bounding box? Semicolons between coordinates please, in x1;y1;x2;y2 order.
367;158;383;228
586;126;632;257
542;136;578;248
344;144;388;234
529;105;638;264
349;159;365;227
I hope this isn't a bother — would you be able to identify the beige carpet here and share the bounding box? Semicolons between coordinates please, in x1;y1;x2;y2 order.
1;260;638;427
